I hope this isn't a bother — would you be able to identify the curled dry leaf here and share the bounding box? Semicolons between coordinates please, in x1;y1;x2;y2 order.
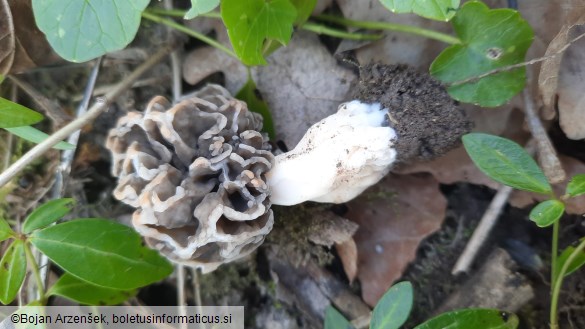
345;173;447;306
0;0;59;74
0;0;14;76
538;9;585;121
335;239;358;283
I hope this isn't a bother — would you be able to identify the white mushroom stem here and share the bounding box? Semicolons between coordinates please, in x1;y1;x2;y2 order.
266;100;398;206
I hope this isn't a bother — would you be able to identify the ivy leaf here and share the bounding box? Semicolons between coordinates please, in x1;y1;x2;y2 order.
380;0;460;21
184;0;220;20
555;241;585;279
31;0;150;63
0;240;27;305
371;281;413;329
48;273;136;305
236;77;275;139
0;218;14;242
290;0;317;25
529;200;565;228
0;97;43;128
22;198;76;234
30;218;173;290
462;133;552;194
324;306;353;329
5;126;76;150
430;1;534;107
221;0;297;66
566;174;585;197
414;309;519;329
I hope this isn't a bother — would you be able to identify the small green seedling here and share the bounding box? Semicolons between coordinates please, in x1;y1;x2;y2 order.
325;281;518;329
0;198;172;305
463;133;585;329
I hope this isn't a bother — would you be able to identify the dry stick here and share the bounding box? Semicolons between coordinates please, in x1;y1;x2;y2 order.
522;89;566;184
0;44;176;188
452;143;536;274
449;31;585;87
452;185;514;275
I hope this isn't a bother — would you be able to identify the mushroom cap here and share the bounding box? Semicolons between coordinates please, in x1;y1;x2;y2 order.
106;85;274;272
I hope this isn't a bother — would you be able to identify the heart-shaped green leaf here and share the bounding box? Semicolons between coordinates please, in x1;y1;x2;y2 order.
221;0;297;66
0;97;43;128
5;126;75;150
185;0;220;19
430;1;533;107
462;133;551;194
414;309;519;329
30;218;173;289
0;240;27;305
529;200;565;227
48;273;137;305
324;306;353;329
32;0;150;62
371;281;413;329
380;0;460;21
23;198;76;234
566;174;585;197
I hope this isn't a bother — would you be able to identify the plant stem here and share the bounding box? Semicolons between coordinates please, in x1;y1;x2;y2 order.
550;238;585;329
315;14;461;45
301;22;383;40
141;11;238;59
24;242;47;304
551;219;560;285
146;8;221;19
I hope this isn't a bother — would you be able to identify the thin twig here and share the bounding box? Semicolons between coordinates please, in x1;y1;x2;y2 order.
0;44;176;188
449;31;585;87
192;268;203;307
452;184;514;275
164;0;182;102
452;142;537;275
523;89;566;184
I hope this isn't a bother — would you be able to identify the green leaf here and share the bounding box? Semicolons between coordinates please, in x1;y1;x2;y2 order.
236;77;275;139
371;281;413;329
184;0;220;19
5;126;76;150
0;240;27;305
48;273;136;305
566;174;585;197
23;198;76;234
30;218;173;290
324;306;353;329
290;0;317;25
430;1;534;107
529;200;565;228
221;0;297;65
380;0;459;21
31;0;150;63
0;97;44;128
462;133;552;194
555;241;585;279
0;218;14;242
414;309;519;329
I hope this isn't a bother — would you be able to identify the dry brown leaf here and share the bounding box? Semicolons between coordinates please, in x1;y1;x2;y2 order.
345;173;447;306
538;7;585;111
0;0;60;74
307;211;358;247
0;0;15;75
255;31;356;147
335;239;358;283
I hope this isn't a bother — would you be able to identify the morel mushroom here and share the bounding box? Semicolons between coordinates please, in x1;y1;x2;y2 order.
106;85;274;272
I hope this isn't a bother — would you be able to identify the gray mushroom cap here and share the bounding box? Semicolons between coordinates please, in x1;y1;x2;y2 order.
106;85;274;272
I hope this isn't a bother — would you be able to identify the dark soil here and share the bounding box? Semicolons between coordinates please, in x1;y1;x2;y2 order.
353;63;473;164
